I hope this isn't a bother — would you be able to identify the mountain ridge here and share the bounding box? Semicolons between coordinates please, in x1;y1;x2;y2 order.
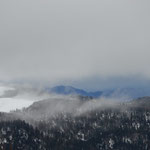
46;85;150;100
47;85;103;98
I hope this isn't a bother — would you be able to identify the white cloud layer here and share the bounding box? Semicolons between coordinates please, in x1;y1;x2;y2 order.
0;0;150;82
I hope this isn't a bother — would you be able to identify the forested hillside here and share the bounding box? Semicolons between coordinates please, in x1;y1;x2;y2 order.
1;97;150;150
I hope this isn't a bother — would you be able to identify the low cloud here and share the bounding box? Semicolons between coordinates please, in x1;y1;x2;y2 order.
0;0;150;82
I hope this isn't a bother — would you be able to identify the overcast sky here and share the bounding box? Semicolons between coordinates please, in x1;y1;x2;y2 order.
0;0;150;88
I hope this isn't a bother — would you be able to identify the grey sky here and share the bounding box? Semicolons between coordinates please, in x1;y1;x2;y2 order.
0;0;150;85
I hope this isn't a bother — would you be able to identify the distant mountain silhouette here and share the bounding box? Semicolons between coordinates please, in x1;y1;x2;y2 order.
102;88;150;100
47;85;150;100
48;85;102;98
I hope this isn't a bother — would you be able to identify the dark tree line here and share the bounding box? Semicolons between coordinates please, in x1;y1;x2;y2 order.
1;105;150;149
